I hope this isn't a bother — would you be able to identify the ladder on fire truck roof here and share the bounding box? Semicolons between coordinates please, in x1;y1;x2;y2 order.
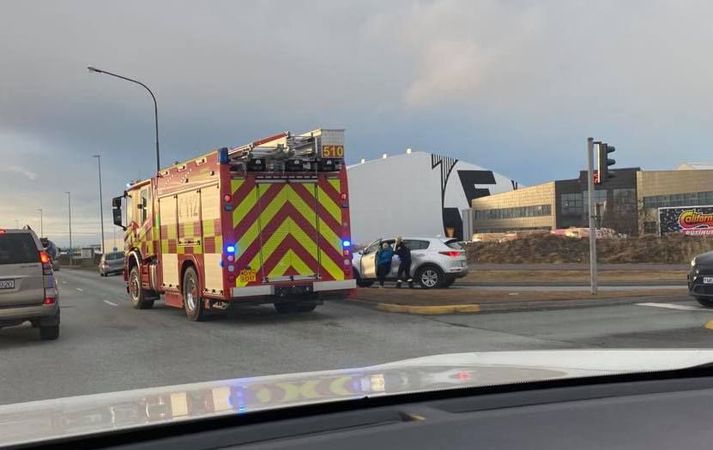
227;128;344;162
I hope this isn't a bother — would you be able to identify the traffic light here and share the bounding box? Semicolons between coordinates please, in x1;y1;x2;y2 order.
596;142;616;184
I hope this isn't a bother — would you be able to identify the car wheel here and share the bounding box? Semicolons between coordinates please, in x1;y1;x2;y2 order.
357;279;374;288
696;296;713;308
416;265;444;289
129;266;154;310
354;270;374;288
183;266;205;321
274;302;318;313
39;325;59;340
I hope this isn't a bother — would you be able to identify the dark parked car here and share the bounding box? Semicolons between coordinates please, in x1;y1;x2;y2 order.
99;252;125;277
688;250;713;306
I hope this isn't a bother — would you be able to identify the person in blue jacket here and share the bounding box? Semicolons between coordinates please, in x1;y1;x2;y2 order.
376;242;394;287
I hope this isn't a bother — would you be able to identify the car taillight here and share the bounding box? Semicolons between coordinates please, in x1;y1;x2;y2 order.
40;251;52;275
43;296;56;305
439;251;463;257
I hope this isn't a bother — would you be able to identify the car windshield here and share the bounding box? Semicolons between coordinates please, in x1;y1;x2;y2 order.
4;1;713;446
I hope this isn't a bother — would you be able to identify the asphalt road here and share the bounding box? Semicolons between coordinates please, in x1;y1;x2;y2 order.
1;268;712;406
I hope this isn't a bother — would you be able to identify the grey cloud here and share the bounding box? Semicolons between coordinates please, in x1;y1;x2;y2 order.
2;0;713;244
0;165;38;181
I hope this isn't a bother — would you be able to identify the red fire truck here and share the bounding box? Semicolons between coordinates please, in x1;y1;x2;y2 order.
112;129;355;320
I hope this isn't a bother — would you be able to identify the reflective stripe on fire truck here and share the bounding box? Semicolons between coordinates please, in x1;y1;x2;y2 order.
231;178;346;288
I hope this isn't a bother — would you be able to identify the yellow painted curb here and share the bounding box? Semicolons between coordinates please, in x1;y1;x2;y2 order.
376;303;480;315
704;320;713;330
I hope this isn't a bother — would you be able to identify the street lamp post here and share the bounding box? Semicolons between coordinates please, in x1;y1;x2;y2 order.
93;155;105;254
37;208;43;237
87;66;161;172
65;192;73;266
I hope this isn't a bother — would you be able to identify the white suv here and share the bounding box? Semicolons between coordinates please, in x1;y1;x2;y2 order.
351;237;468;289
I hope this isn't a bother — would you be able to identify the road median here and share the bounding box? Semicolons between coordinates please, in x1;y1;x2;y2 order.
461;266;687;286
349;285;689;315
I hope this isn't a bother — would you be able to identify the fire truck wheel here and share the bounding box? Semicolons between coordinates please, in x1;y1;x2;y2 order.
274;302;318;314
183;266;205;321
129;266;154;310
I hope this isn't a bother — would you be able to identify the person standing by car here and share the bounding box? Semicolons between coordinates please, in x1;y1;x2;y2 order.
394;237;413;288
376;242;394;288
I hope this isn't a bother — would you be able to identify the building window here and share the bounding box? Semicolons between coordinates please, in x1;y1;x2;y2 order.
474;204;552;220
612;188;636;212
642;190;713;209
582;190;608;211
643;221;657;234
561;193;583;216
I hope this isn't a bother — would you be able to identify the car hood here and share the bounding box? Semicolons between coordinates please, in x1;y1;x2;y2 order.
3;349;713;446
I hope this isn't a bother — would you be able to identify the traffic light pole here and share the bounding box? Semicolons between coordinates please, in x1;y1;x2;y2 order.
587;138;598;295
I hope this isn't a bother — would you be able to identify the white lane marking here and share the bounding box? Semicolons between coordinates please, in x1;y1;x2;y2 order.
61;281;67;285
636;302;707;311
75;288;83;292
103;300;118;307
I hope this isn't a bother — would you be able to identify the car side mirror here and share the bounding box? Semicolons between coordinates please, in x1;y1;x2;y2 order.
112;196;126;231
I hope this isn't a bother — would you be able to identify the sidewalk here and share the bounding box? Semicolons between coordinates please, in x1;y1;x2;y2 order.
348;284;690;315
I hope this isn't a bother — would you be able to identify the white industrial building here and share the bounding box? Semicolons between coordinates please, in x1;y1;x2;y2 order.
347;150;519;244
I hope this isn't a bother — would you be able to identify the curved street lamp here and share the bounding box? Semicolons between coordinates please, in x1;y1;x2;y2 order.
87;66;161;172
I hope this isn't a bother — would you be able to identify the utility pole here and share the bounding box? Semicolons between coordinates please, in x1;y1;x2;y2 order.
66;192;73;266
93;155;105;254
37;208;43;237
587;138;598;295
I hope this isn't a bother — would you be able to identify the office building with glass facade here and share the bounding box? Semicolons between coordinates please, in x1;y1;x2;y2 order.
466;168;713;237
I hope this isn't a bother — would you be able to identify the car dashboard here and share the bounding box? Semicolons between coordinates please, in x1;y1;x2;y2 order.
19;369;713;450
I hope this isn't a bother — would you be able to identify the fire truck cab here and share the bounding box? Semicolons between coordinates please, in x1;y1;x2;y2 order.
112;129;355;320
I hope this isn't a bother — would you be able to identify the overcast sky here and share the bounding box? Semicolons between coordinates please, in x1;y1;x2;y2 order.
2;0;713;246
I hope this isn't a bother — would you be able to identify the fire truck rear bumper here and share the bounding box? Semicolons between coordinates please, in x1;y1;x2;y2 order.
231;285;275;298
312;279;356;292
230;280;356;298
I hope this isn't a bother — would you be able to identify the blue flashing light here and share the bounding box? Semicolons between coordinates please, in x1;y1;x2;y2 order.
226;245;236;253
342;240;351;248
219;147;229;164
